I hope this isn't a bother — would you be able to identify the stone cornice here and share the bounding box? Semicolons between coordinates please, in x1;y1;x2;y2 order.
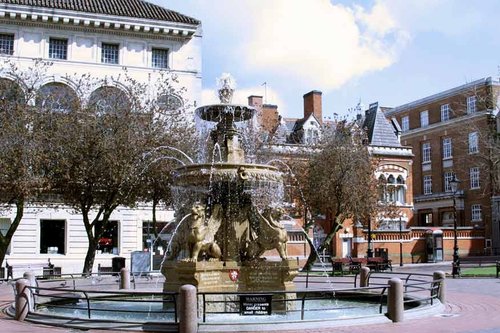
0;4;198;39
368;145;413;157
386;77;500;116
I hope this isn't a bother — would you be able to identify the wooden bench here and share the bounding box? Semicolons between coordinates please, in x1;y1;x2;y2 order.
367;257;393;272
331;258;350;276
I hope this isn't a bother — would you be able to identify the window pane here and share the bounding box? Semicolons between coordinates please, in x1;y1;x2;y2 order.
152;48;168;68
423;175;432;194
420;110;429;127
467;96;476;114
49;38;68;60
401;116;409;132
40;220;65;254
442;137;452;159
468;132;478;153
470;167;480;189
422;142;431;162
88;86;130;114
0;33;14;55
95;221;119;254
440;104;450;121
101;43;119;64
36;83;79;112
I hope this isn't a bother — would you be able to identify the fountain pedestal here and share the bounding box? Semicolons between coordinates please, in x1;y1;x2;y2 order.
162;259;298;293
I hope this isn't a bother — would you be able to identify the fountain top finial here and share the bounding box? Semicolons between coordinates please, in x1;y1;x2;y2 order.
217;73;235;104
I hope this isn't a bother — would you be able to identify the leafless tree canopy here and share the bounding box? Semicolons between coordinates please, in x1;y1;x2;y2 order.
0;59;196;273
302;121;379;269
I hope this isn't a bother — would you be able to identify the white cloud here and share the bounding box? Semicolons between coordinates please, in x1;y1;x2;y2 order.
240;0;408;90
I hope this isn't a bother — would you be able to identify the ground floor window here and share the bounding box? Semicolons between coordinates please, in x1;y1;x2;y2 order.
40;219;65;254
0;218;11;254
420;212;433;226
142;221;172;254
95;221;119;254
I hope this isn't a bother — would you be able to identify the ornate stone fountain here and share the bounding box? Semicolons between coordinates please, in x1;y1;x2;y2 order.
161;75;298;296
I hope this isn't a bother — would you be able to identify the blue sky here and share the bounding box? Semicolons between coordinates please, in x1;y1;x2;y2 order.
153;0;500;120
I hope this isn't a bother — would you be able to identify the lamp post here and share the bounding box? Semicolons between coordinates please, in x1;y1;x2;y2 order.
367;219;373;258
450;175;461;278
399;217;403;267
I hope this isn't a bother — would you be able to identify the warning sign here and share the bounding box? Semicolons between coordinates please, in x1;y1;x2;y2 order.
239;294;272;315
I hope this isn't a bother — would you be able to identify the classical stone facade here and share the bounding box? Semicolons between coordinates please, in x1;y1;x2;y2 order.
0;0;201;276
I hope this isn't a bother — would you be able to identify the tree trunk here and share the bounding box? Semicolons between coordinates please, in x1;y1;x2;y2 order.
82;238;98;276
302;215;344;271
0;200;24;269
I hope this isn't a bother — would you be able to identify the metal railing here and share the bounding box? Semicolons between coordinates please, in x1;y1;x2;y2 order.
11;269;443;327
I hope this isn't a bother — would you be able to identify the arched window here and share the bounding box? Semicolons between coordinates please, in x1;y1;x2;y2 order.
378;173;405;204
157;94;183;112
0;78;25;107
36;83;79;113
88;86;130;115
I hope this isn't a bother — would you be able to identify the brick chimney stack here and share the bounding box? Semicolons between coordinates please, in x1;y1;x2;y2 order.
303;90;322;124
248;95;263;110
248;95;279;133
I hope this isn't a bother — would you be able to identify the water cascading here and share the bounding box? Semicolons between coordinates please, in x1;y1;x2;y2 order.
161;74;298;297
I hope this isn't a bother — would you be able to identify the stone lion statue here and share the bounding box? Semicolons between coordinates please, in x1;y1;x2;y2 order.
166;203;222;262
246;207;288;260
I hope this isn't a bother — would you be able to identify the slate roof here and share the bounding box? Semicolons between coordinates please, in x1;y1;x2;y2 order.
0;0;200;25
362;102;401;147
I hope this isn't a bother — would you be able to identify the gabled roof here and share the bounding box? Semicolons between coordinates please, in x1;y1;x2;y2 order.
362;102;401;147
291;113;320;132
0;0;200;25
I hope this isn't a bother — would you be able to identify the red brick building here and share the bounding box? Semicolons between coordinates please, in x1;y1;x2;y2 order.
384;77;500;257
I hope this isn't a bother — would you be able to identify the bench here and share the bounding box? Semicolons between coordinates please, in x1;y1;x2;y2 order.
5;259;60;279
457;256;500;278
367;257;393;272
97;263;114;275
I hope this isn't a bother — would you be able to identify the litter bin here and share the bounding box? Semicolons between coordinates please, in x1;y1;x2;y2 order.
112;256;126;274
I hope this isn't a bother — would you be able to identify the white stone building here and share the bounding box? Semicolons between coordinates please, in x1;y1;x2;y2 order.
0;0;201;276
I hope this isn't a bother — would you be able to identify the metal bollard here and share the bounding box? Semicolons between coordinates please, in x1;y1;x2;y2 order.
179;284;198;333
120;268;130;290
15;278;32;321
387;277;404;322
360;267;370;287
433;271;446;304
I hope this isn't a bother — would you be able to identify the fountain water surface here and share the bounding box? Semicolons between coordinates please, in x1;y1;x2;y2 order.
161;75;298;298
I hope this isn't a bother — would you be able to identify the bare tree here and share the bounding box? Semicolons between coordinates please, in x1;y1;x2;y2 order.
41;71;193;274
0;59;52;268
302;121;380;269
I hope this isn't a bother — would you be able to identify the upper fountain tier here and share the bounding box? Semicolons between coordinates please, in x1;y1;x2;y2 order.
195;104;256;123
195;73;256;124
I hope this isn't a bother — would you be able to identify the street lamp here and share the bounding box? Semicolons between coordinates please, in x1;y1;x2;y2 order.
450;175;461;278
367;219;373;258
399;217;403;267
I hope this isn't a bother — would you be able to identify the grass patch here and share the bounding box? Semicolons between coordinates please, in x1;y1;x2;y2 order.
460;266;498;277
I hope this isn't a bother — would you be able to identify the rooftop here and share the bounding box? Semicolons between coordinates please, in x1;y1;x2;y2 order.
0;0;200;25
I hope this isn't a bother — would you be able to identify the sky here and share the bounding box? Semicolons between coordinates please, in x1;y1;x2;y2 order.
152;0;500;120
